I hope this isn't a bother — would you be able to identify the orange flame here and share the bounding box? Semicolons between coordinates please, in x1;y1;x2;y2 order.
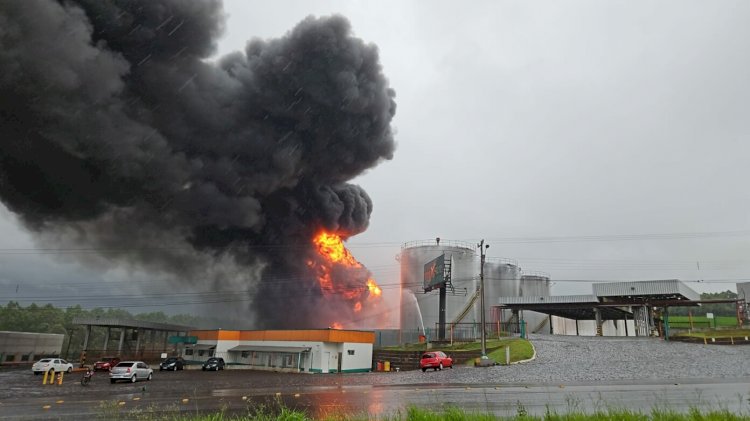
313;231;361;267
330;322;343;330
311;230;384;319
367;279;382;297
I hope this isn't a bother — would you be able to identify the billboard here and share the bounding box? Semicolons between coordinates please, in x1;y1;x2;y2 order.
423;254;446;292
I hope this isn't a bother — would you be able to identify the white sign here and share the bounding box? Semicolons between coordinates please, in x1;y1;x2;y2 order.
160;353;168;359
706;313;714;319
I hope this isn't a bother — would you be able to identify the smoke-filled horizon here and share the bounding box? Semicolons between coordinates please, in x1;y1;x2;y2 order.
0;0;396;327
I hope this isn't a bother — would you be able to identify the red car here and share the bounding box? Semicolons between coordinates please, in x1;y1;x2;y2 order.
94;356;121;372
420;351;453;372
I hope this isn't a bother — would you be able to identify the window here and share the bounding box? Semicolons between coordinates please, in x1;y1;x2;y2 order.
347;350;355;356
21;354;30;362
208;349;214;357
282;354;293;367
185;348;193;356
241;351;249;358
198;350;205;357
5;355;15;362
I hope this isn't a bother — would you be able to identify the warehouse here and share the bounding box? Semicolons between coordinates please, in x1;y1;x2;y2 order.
182;329;374;373
0;331;64;365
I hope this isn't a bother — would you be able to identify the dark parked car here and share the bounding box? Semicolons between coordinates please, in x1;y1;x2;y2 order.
420;351;453;372
93;356;120;372
202;357;225;371
159;356;185;371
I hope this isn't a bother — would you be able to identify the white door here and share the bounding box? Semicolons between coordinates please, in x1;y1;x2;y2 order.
323;352;330;373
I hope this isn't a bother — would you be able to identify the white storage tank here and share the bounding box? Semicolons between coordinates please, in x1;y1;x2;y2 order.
520;272;551;297
399;239;477;342
519;272;552;333
483;259;521;325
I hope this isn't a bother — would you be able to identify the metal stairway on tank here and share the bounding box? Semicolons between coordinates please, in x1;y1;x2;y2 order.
451;287;481;324
532;316;549;333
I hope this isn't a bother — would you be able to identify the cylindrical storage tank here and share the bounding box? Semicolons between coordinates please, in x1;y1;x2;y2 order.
483;259;521;324
519;272;552;334
399;239;477;343
520;273;551;297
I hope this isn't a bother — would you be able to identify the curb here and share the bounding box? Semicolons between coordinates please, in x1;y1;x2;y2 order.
509;340;536;365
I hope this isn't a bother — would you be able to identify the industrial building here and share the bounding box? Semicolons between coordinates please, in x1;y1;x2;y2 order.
0;331;64;364
182;329;374;373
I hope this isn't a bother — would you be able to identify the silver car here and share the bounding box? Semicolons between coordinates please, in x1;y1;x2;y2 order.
109;361;153;383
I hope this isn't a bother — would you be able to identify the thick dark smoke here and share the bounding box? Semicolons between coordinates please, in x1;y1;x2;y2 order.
0;0;396;327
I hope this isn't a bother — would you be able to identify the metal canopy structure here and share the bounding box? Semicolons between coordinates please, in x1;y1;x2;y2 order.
495;295;632;321
72;318;193;332
493;280;708;337
593;279;701;303
72;317;194;361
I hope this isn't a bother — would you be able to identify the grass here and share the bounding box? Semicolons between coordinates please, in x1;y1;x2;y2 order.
381;338;534;365
485;339;534;365
667;316;739;329
103;404;750;420
673;328;750;339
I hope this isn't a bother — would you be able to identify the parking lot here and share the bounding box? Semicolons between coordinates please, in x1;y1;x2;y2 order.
2;335;750;419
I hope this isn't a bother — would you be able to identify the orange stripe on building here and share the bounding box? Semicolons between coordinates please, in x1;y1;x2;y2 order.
192;329;374;344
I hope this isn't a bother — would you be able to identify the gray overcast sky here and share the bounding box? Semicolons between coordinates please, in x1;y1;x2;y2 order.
216;0;750;294
1;0;749;323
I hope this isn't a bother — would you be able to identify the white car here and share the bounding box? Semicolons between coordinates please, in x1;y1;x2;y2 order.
109;361;153;383
31;358;73;375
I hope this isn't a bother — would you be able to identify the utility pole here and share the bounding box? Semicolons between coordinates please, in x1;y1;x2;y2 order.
478;239;489;359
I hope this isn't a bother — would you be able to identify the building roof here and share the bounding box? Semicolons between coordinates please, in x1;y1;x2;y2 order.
593;280;700;302
495;296;631;320
494;280;703;321
72;317;193;332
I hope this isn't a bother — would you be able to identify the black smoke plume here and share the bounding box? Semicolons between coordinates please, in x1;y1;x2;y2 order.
0;0;396;327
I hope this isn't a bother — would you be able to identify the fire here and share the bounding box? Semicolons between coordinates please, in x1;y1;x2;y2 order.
310;230;384;327
313;231;361;267
367;279;382;297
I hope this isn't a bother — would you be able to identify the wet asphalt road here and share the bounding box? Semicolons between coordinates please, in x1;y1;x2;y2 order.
1;366;749;419
3;335;750;419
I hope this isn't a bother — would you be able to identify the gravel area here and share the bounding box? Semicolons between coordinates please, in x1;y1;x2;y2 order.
387;334;750;385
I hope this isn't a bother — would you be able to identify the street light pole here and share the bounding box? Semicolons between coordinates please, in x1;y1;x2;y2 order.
478;239;489;358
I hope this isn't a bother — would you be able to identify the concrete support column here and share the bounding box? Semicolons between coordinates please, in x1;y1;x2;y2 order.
82;325;92;351
103;328;111;352
118;328;125;356
624;316;629;337
135;328;142;357
594;308;603;336
575;319;579;336
549;315;553;334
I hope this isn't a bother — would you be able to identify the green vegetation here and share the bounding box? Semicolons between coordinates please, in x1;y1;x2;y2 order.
0;301;212;358
668;315;739;329
486;339;534;365
381;338;533;366
674;328;750;339
96;403;750;420
669;290;739;317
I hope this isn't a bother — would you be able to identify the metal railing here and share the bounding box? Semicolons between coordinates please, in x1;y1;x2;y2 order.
401;239;477;251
